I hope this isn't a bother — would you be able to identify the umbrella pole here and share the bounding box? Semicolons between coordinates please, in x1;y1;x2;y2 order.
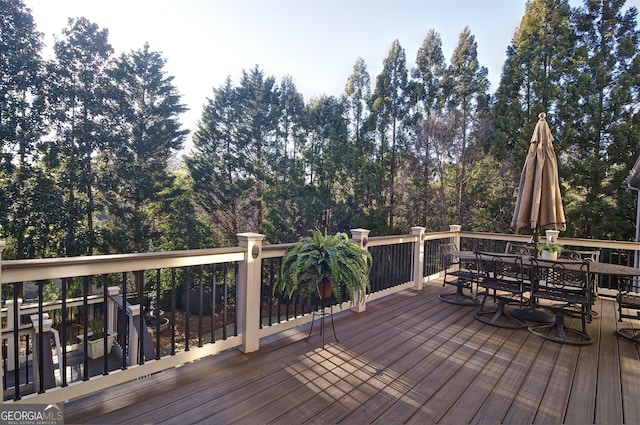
512;226;554;323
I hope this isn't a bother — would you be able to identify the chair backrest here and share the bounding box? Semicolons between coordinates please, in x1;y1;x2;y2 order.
440;242;460;266
617;275;640;321
530;258;591;297
505;242;537;257
558;248;600;263
440;242;458;256
476;252;525;283
618;275;640;295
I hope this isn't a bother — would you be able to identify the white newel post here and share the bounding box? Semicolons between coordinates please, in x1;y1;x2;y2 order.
237;232;265;353
350;228;370;313
4;299;21;373
545;230;560;243
30;313;56;390
449;225;462;250
128;304;141;365
107;286;120;333
412;227;426;290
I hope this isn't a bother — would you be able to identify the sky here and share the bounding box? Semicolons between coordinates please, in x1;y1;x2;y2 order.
23;0;584;138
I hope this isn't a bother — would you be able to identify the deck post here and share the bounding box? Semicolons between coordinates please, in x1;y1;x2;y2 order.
237;232;265;353
411;227;426;290
4;298;21;372
449;225;462;249
106;286;120;333
30;313;56;391
350;228;370;313
128;304;141;365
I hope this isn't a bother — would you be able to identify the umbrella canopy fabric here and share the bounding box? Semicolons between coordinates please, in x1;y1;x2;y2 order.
512;112;566;233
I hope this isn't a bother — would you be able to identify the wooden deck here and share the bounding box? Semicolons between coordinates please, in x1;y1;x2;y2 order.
64;282;640;425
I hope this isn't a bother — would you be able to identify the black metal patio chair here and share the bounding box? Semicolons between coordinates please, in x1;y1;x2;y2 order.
528;258;593;346
474;252;528;329
558;248;601;299
439;242;478;306
616;275;640;343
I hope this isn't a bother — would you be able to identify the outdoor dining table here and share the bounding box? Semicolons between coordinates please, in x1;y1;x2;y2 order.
454;250;640;279
451;250;640;341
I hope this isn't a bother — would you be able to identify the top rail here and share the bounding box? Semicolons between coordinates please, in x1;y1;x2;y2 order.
1;247;245;284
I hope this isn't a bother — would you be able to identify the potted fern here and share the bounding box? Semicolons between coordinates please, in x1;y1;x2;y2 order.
278;230;372;306
539;242;563;260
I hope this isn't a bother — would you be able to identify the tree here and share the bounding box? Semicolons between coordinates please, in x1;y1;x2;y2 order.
235;66;281;233
0;0;55;258
101;43;188;253
188;66;280;243
406;114;454;230
411;29;446;119
445;26;490;225
562;0;640;240
276;75;305;171
492;0;574;166
149;170;213;251
302;95;349;232
46;17;114;256
188;77;244;244
345;57;372;147
371;40;410;230
407;30;447;228
343;58;385;230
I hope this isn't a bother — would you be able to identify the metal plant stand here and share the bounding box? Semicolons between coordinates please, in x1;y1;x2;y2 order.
306;292;338;348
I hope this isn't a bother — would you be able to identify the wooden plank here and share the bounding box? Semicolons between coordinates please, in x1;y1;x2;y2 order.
312;299;477;424
532;330;580;423
562;298;601;424
371;317;499;424
406;324;517;424
132;294;436;422
611;293;640;425
262;290;466;424
468;331;545;424
65;288;427;423
435;327;523;424
198;288;451;424
501;333;561;424
438;318;533;424
594;296;624;424
126;288;446;424
618;319;640;425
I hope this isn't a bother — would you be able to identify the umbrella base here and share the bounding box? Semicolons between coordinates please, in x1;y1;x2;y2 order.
511;307;554;323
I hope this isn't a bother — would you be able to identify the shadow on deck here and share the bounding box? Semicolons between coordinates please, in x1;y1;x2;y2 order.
64;282;640;424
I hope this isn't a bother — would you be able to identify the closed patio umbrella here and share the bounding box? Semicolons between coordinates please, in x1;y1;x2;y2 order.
512;112;566;240
511;112;565;322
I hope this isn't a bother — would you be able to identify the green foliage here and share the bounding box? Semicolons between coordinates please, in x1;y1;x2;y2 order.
559;0;640;240
88;316;105;340
151;170;214;251
100;43;188;253
278;230;372;306
42;281;61;302
538;242;563;253
370;39;410;229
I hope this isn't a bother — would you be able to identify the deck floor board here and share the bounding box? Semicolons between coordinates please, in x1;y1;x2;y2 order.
64;282;640;425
